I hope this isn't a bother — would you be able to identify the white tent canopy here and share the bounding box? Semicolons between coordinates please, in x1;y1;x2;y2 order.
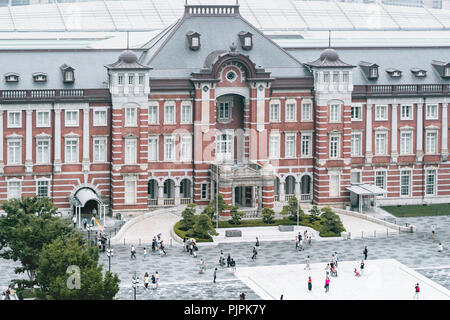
346;184;387;213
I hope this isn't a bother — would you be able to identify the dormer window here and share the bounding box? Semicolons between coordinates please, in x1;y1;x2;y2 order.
386;68;402;78
5;73;19;83
359;61;379;80
445;67;450;77
431;60;450;78
369;67;378;79
33;73;47;82
411;68;427;77
186;31;201;51
238;31;253;50
60;64;75;83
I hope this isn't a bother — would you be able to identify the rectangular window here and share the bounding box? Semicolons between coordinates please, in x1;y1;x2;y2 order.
285;133;296;158
426;131;438;154
218;101;231;120
426;170;436;196
125;139;137;164
329;175;339;197
375;132;387;155
93;110;107;126
333;72;339;83
117;74;124;85
180;135;192;161
330;104;340;122
351;105;362;121
125;107;137;126
93;137;107;162
36;111;50;127
400;131;413;154
8;111;21;128
426;104;438;120
7;181;21;200
285;101;296;122
301;134;312;157
164;104;176;124
375;105;388;121
65;139;78;163
8;140;21;164
400;170;411;196
125;180;136;204
269;102;280;122
351;132;362;156
323;72;329;83
37;180;49;199
216;134;232;160
330;135;340;158
138;74;145;85
164;136;175;161
375;171;386;190
65;110;79;127
148;136;158;161
148;104;158;124
201;183;208;200
181;103;192;123
301;102;312;121
269;134;280;158
36;140;50;164
351;171;361;184
128;75;134;85
343;72;349;83
401;105;413;120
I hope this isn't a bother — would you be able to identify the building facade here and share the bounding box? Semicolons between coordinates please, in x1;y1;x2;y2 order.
0;3;450;217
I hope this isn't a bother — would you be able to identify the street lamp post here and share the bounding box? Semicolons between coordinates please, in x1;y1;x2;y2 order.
106;248;114;273
132;272;139;300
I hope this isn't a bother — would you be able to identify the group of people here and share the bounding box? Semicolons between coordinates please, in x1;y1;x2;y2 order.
96;231;108;252
295;230;312;251
152;234;167;256
142;272;159;290
1;286;17;300
183;238;199;257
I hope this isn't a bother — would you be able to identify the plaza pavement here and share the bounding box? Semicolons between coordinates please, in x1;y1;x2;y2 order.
0;214;449;300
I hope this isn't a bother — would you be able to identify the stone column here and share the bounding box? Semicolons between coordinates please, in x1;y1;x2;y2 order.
82;106;90;172
157;184;164;206
25;109;33;173
365;104;373;163
416;103;424;161
279;181;286;202
391;104;398;163
0;110;3;173
54;109;62;172
442;103;448;161
174;183;181;205
295;178;301;200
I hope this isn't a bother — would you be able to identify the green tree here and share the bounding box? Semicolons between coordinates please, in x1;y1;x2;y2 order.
0;197;76;288
36;235;120;300
190;214;218;239
229;206;245;225
280;196;303;221
262;207;275;224
319;207;346;237
308;205;321;222
179;203;197;231
202;194;228;220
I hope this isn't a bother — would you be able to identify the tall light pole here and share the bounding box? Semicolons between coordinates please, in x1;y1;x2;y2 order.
106;247;114;273
132;272;139;300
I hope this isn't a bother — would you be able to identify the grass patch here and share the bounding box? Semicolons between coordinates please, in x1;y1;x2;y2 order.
173;221;213;242
382;204;450;217
218;217;323;232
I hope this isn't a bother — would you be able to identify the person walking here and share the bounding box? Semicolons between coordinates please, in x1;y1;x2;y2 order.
143;272;149;290
230;258;236;273
334;252;339;268
240;292;246;300
431;225;436;238
130;245;136;260
219;250;225;267
325;263;330;277
72;215;77;228
160;241;167;256
251;247;258;261
324;276;330;293
91;215;95;227
155;271;159;288
414;283;420;299
213;267;218;283
438;242;443;252
304;256;311;270
143;247;147;259
255;237;260;247
299;238;304;251
295;236;299;251
151;274;156;289
360;260;365;276
199;258;205;274
82;217;88;229
308;276;312;292
152;237;156;253
227;254;231;267
363;246;368;260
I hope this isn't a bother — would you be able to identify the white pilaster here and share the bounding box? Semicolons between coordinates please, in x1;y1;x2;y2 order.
365;104;373;163
279;181;286;202
391;104;398;163
82;106;90;172
157;184;164;206
54;109;62;172
442;103;449;161
25;109;33;173
416;103;424;161
174;184;181;205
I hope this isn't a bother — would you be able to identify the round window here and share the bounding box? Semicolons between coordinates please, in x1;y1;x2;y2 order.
226;71;236;81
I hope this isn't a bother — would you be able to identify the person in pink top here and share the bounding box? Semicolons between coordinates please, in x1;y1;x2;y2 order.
414;283;420;299
324;276;330;293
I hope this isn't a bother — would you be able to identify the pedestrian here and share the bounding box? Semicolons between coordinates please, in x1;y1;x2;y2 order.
308;235;312;245
308;276;312;292
213;267;217;283
438;242;443;252
255;237;260;247
151;274;156;289
334;252;338;268
183;238;187;252
304;256;311;270
360;260;365;275
157;233;161;241
143;247;147;259
363;246;368;260
325;263;330;277
414;283;420;299
280;294;283;300
72;215;77;228
160;241;167;256
304;230;308;243
299;238;304;251
152;237;156;252
295;236;299;251
298;232;302;242
251;247;258;261
219;250;225;267
239;292;246;300
324;276;330;293
227;254;231;267
91;215;95;227
82;217;87;229
230;258;236;273
431;225;436;238
330;254;335;268
143;272;149;290
155;271;159;288
131;245;136;260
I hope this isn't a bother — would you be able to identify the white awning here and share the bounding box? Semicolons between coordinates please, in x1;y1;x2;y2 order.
346;184;388;196
74;188;100;207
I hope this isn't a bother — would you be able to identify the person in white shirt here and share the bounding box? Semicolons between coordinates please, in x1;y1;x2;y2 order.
438;243;443;252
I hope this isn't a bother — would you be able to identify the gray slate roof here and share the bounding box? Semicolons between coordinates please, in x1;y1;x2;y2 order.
140;14;307;79
288;47;450;85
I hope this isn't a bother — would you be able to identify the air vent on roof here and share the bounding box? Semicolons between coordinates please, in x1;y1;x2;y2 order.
5;73;19;83
411;68;427;77
33;72;47;83
386;68;401;78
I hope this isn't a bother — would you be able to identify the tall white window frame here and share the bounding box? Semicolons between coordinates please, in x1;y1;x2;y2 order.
329;104;341;122
269;133;280;159
37;180;50;199
7;139;22;165
93;109;107;126
93;137;107;162
148;136;159;162
65;110;79;127
400;131;413;155
400;170;411;197
285;100;297;122
148;104;159;124
375;105;388;121
216;133;233;161
269;101;281;122
426;130;438;154
201;183;209;200
125;106;137;127
7;180;21;200
285;133;296;158
375;132;387;155
181;103;193;124
164;103;176;124
425;104;438;120
218;101;232;121
425;169;436;196
65;138;78;163
329;175;340;197
351;132;362;156
351;105;362;121
36;139;50;164
301;133;312;157
301;101;313;122
375;171;387;190
7;111;22;128
180;135;192;162
36;110;51;127
164;136;175;161
329;135;340;158
124;178;137;205
401;105;413;120
124;138;137;164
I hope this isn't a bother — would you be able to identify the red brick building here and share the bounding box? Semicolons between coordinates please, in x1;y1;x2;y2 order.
1;4;450;218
